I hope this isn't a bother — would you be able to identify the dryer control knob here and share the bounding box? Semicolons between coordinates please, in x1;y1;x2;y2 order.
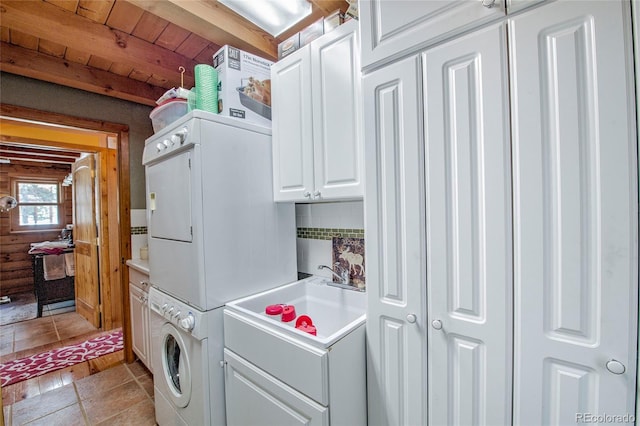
180;314;195;332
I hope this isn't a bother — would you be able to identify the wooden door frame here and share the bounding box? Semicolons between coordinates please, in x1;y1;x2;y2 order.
0;103;134;362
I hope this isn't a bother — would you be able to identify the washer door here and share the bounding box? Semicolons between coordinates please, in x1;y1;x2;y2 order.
160;323;192;408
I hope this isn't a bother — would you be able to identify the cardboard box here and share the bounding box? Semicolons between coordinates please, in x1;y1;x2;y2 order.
345;0;358;21
299;18;324;46
324;10;345;33
212;45;274;126
278;33;301;59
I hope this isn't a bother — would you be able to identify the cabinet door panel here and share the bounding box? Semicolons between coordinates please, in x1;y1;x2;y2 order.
510;1;638;423
311;20;363;200
423;22;512;426
129;284;148;366
364;55;427;426
360;0;504;70
224;349;329;426
271;47;314;202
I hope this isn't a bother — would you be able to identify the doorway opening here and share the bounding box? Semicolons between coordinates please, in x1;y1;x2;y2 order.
0;103;132;361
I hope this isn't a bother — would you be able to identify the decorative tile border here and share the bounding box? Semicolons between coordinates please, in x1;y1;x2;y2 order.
131;226;148;235
297;227;364;240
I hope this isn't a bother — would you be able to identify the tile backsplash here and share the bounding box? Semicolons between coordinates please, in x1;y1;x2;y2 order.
130;209;148;259
295;201;364;279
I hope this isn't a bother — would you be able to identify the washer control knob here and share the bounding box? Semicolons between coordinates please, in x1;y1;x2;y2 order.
161;303;168;313
167;306;174;316
180;314;195;331
174;310;181;320
156;143;165;152
171;128;188;145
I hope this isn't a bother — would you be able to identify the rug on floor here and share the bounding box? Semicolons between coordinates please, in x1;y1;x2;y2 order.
0;329;123;387
0;292;37;326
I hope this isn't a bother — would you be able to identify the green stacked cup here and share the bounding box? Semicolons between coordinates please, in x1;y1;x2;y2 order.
194;64;218;113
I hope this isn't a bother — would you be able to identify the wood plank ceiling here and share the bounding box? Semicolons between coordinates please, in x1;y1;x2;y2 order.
0;0;348;107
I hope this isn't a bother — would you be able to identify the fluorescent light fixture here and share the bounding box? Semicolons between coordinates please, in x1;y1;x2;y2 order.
219;0;312;37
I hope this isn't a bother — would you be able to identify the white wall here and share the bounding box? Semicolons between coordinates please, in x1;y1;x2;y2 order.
295;201;364;279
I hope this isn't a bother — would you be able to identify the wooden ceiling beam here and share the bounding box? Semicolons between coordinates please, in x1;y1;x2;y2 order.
0;0;198;85
0;134;105;153
127;0;278;60
0;42;163;106
0;144;82;158
0;152;77;164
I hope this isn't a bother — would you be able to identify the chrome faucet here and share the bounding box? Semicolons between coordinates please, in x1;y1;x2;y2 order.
318;264;349;284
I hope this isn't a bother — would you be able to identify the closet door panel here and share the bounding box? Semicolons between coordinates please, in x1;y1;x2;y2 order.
364;55;427;426
423;22;513;426
510;1;638;424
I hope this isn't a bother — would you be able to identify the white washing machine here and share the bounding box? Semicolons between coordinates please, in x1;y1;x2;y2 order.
149;286;225;426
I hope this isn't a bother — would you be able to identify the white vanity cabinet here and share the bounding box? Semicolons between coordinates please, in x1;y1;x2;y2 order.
223;309;366;426
127;264;151;371
271;19;363;202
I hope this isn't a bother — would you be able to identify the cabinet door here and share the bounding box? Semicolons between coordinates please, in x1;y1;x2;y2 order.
310;20;363;201
271;46;315;202
360;0;505;70
364;55;427;426
224;349;329;426
422;23;513;426
129;284;149;368
510;1;638;424
506;0;545;14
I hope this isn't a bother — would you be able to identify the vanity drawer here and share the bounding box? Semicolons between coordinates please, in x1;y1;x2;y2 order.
129;268;150;291
223;309;329;405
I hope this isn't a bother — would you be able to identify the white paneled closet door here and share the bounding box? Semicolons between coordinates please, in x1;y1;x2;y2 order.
364;55;427;426
510;1;638;424
422;23;513;426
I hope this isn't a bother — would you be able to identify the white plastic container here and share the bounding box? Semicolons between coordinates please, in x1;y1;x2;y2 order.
149;99;188;133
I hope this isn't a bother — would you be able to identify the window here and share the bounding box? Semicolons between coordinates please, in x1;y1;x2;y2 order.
10;177;64;232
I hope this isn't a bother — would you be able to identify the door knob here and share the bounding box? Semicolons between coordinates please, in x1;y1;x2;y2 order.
314;190;321;198
606;359;626;375
431;319;443;330
406;314;417;323
303;191;311;198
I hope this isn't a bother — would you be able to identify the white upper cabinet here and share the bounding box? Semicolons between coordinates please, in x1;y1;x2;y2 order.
272;20;363;202
359;0;505;71
271;46;314;201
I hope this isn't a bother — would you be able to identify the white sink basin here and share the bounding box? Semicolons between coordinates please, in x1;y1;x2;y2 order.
225;276;366;348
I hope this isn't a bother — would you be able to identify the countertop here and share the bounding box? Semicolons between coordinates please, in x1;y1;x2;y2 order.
126;258;150;275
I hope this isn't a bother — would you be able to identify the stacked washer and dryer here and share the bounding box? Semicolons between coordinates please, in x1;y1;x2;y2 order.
142;110;297;426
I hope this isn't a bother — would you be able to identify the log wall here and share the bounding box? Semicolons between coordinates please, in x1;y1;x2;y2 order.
0;161;73;296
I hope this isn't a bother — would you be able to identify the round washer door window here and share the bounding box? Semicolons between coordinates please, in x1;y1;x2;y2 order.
161;323;191;408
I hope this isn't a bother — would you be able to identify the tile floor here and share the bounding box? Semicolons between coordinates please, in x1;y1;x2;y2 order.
1;312;156;425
